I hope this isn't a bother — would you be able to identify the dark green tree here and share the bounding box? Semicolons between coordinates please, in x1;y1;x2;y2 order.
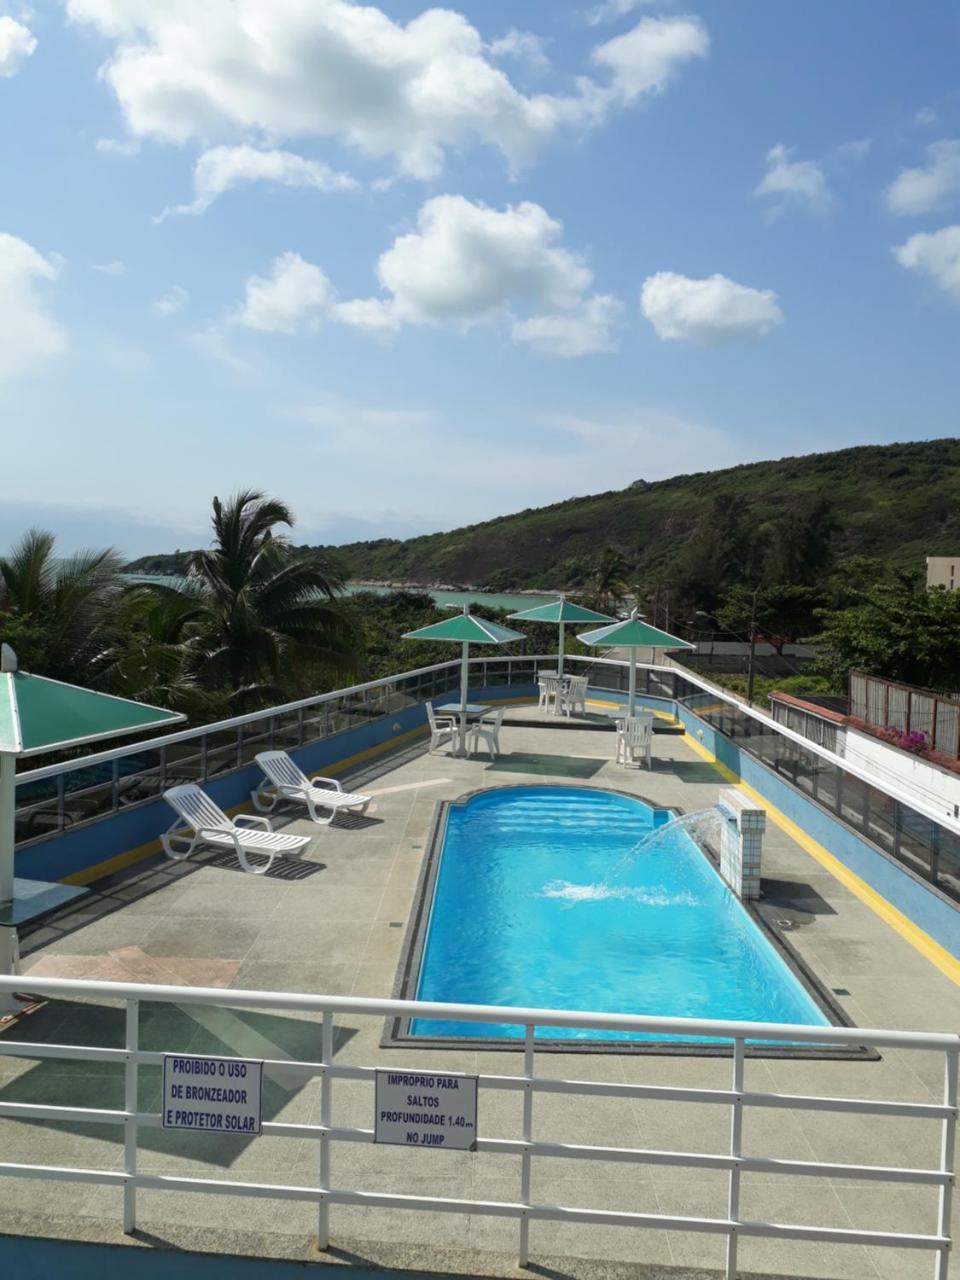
0;529;122;678
592;546;630;612
716;584;824;655
154;491;357;710
812;581;960;692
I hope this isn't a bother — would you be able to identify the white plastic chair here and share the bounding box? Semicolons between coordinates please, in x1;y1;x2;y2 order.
426;701;458;754
252;751;371;826
560;675;589;718
162;784;310;875
538;675;561;714
616;714;654;769
469;706;506;759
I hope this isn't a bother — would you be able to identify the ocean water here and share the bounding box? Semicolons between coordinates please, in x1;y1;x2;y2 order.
412;786;829;1042
122;575;553;614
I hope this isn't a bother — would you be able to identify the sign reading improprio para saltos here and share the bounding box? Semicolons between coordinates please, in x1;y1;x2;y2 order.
374;1068;478;1150
162;1054;263;1135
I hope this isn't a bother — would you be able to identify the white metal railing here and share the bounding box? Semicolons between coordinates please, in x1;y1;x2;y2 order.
0;976;955;1279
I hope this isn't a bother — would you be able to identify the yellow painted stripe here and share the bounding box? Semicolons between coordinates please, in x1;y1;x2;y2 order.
586;698;680;724
682;732;960;987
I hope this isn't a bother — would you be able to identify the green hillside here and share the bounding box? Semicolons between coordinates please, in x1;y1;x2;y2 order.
125;439;960;592
322;439;960;590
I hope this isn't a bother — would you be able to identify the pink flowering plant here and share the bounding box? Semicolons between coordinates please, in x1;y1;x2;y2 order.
879;726;930;755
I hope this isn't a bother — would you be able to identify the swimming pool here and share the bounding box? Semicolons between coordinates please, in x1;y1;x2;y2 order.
409;786;831;1043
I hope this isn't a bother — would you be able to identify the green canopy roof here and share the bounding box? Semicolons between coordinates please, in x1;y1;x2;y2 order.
402;612;524;645
508;597;613;625
0;668;186;757
577;610;695;650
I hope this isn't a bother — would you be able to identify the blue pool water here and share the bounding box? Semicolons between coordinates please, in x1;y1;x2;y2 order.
411;787;830;1042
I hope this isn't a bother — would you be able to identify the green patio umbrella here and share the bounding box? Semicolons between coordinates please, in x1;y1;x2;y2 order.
402;606;524;750
0;643;184;1012
577;608;695;716
508;595;612;676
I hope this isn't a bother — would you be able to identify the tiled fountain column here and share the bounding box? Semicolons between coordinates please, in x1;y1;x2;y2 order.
718;789;766;899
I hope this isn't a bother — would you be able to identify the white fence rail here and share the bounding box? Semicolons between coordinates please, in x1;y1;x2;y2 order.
0;976;956;1279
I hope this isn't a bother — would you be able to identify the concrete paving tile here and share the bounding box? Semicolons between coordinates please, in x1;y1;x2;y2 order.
232;960;360;996
139;917;263;961
243;924;370;965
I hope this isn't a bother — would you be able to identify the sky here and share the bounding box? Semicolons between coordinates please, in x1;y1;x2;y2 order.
1;1;959;557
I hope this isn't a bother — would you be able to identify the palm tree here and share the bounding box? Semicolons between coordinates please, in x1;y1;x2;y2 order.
162;491;356;709
593;546;630;613
0;529;122;679
96;585;227;719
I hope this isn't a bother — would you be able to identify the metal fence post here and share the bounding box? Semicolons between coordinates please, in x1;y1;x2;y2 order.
519;1023;535;1267
112;760;120;813
123;998;139;1233
199;733;208;781
318;1009;334;1251
936;1047;958;1280
725;1037;745;1280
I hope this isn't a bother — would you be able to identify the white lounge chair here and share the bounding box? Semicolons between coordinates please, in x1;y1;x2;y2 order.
560;675;589;718
161;783;310;875
252;751;371;826
616;714;654;769
469;706;506;759
426;702;458;754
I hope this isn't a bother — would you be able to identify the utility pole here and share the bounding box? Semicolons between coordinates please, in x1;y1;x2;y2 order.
746;585;759;707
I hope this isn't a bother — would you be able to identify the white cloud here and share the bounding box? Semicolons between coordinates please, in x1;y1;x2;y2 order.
66;1;708;179
157;144;358;220
488;29;550;74
512;294;623;357
641;271;783;344
228;195;623;356
187;325;258;377
92;259;127;276
885;140;960;217
0;233;66;379
590;16;708;104
894;225;960;300
346;194;622;355
0;16;36;77
583;0;658;27
233;252;334;334
95;136;140;156
754;143;830;213
915;107;938;128
154;284;188;315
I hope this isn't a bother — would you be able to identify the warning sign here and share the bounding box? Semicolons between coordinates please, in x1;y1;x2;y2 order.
374;1068;478;1150
162;1054;263;1135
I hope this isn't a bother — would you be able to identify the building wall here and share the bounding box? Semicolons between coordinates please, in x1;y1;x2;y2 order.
840;726;960;823
926;556;960;590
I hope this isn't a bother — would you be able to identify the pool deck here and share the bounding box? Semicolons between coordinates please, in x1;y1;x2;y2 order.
2;703;959;1280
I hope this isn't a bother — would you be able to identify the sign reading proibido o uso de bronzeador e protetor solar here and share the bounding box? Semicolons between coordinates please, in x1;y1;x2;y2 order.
374;1068;478;1150
162;1054;263;1134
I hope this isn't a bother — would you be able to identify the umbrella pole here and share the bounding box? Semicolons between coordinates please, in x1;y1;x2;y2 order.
628;653;637;717
0;753;12;908
0;752;20;1014
460;640;469;755
558;620;565;678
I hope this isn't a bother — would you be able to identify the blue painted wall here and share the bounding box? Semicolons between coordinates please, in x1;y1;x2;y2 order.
0;1236;402;1280
675;703;960;960
15;684;536;884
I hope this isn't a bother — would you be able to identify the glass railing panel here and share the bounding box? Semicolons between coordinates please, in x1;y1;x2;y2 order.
204;729;242;778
